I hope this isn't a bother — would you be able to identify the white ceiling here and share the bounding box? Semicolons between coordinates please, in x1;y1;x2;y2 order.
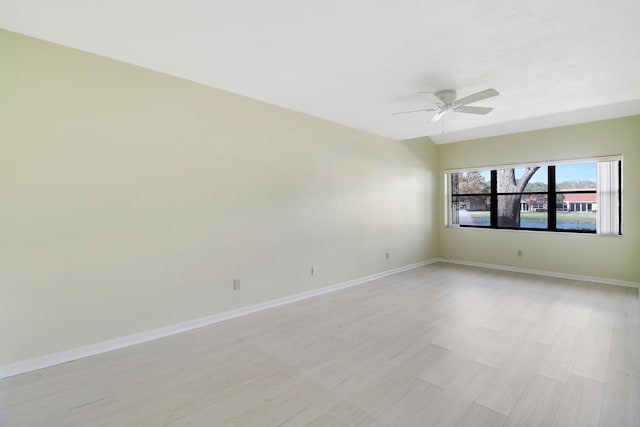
2;0;640;143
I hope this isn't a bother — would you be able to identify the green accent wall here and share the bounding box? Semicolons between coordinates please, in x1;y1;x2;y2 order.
0;29;439;366
438;116;640;283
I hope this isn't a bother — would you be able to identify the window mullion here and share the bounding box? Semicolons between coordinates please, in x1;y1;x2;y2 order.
490;170;497;228
618;160;622;235
549;166;556;230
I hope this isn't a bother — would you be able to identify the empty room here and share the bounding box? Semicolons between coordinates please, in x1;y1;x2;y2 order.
1;1;639;426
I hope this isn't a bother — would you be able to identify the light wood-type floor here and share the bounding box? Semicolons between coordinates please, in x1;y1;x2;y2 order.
1;263;639;426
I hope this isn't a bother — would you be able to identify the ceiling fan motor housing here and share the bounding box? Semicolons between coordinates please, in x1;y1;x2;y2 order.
435;90;457;107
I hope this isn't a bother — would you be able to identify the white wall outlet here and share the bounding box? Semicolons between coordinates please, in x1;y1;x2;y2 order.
385;252;390;260
517;250;523;257
311;266;316;276
233;278;240;290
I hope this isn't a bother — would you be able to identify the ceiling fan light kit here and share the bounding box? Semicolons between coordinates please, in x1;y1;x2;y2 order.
393;88;499;123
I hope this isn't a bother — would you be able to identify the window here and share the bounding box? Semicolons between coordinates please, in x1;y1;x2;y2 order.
445;158;622;235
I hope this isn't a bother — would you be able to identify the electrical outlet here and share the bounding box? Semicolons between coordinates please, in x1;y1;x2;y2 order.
517;250;523;257
385;252;390;260
233;278;240;290
311;266;316;276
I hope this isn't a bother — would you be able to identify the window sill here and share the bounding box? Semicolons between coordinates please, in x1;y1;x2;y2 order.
445;225;621;237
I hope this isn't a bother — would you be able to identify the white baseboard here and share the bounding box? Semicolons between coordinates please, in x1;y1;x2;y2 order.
439;258;640;289
0;259;438;380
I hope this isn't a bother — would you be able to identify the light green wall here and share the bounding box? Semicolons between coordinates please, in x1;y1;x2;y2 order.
0;30;439;366
438;116;640;283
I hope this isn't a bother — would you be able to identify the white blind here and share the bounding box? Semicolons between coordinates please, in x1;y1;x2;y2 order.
444;174;459;227
596;160;621;235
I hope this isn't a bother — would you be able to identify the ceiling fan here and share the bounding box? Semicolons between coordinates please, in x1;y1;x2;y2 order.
393;88;499;123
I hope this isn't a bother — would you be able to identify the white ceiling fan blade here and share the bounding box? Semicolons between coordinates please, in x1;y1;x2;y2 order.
417;92;444;106
392;108;437;115
454;88;499;107
454;106;493;115
430;110;447;123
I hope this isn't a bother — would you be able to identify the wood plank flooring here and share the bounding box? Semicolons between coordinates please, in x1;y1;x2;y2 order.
1;263;638;426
